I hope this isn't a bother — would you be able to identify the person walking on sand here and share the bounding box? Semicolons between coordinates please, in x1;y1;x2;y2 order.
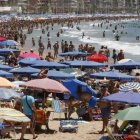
20;89;38;140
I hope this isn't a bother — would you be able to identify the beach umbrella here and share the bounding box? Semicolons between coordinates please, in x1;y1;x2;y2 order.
31;61;69;69
103;91;140;104
0;64;13;71
111;60;140;70
12;81;25;88
0;70;14;79
0;40;19;46
0;77;16;88
63;79;97;99
0;48;20;56
59;51;89;57
0;37;7;42
90;71;135;81
18;58;37;66
62;68;86;77
113;106;140;121
10;66;41;75
19;52;40;60
21;78;70;94
118;59;133;64
63;60;107;68
0;108;30;123
0;88;23;100
87;54;108;63
31;70;75;80
119;82;140;92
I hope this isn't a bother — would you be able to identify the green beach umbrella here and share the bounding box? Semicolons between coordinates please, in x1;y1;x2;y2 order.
113;106;140;121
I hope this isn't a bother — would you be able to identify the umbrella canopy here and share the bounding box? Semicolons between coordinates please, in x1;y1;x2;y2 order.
0;77;16;88
31;61;69;69
0;40;19;46
62;68;86;77
0;88;23;100
22;78;70;94
12;81;25;88
0;108;30;122
90;71;135;81
119;82;140;92
111;60;140;70
0;37;7;42
0;64;13;71
87;54;108;63
10;66;41;75
19;52;40;59
63;79;97;99
63;60;107;68
59;51;89;57
103;91;140;104
18;58;37;66
0;70;14;79
113;106;140;121
118;59;133;64
0;48;20;56
31;70;75;80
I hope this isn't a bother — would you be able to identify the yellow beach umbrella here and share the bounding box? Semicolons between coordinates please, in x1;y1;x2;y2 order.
0;77;16;88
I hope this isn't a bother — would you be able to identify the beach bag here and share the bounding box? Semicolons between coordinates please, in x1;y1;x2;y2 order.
59;120;78;133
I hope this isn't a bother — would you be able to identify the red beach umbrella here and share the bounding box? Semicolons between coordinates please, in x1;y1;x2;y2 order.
19;52;40;60
87;54;108;63
21;78;70;94
0;37;7;42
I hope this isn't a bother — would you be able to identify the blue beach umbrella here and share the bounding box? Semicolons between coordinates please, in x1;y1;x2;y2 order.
63;60;107;68
31;61;69;69
0;64;13;71
90;71;135;81
18;58;37;66
59;51;89;57
0;70;14;79
10;66;41;75
0;40;18;47
0;88;23;100
63;79;97;99
103;91;140;104
0;48;20;56
111;60;140;70
31;70;75;80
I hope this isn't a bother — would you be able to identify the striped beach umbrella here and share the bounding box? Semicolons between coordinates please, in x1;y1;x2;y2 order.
119;82;140;92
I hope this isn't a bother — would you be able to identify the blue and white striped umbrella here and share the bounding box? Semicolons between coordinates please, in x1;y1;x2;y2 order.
119;82;140;92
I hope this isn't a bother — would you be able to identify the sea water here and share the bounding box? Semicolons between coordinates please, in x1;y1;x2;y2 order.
24;19;140;61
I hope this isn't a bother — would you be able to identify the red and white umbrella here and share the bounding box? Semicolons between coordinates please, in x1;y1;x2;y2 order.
21;78;70;94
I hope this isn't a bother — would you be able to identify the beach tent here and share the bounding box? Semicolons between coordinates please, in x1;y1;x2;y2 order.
31;70;75;80
21;78;70;94
103;91;140;104
18;58;37;66
31;61;69;69
59;51;89;57
0;88;23;100
110;60;140;70
0;70;14;79
10;66;41;75
0;40;19;47
63;60;107;68
90;71;135;81
63;79;97;99
0;64;13;71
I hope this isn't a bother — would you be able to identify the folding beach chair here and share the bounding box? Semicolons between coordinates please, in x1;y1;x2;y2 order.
52;99;67;119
